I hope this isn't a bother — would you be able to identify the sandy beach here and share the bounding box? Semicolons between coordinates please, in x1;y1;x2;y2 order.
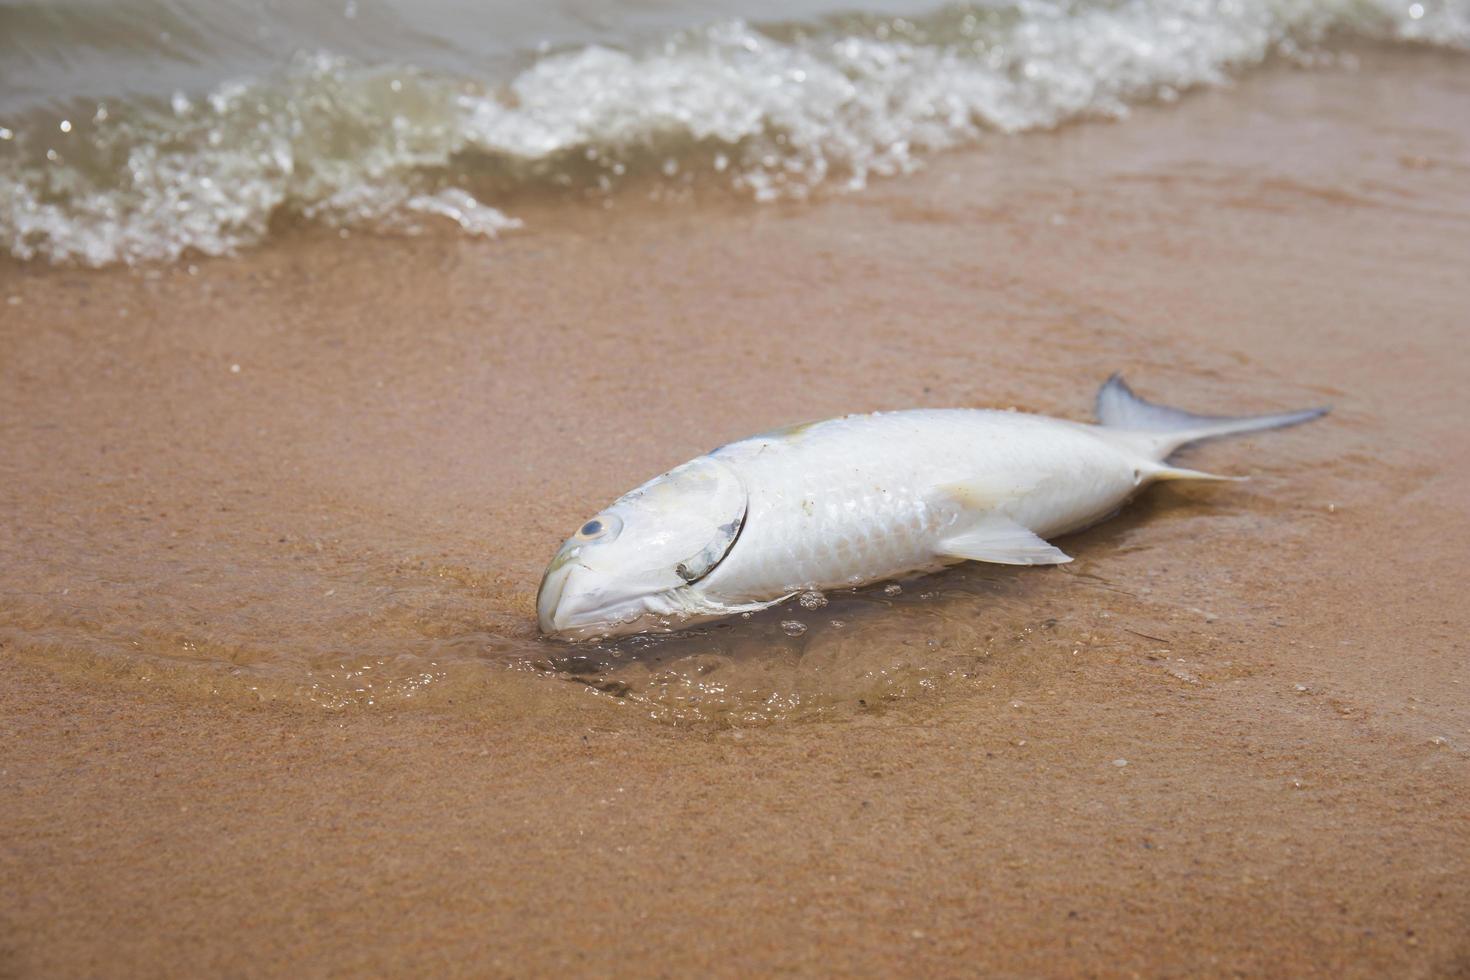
3;47;1469;976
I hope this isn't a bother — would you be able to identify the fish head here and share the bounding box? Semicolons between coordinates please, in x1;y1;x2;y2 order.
537;455;747;640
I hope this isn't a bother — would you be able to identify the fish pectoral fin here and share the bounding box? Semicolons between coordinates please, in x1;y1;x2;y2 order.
939;516;1072;566
667;590;795;619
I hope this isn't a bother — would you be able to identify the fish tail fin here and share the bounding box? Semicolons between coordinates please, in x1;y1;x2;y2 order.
1095;373;1329;460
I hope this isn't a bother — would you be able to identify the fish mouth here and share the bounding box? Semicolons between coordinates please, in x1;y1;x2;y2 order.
537;560;644;639
536;557;583;634
541;599;653;642
543;587;774;642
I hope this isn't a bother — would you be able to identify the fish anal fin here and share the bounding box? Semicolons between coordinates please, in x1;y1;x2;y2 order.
939;515;1072;566
1150;465;1248;483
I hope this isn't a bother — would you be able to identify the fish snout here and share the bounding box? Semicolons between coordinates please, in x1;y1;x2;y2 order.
536;558;582;635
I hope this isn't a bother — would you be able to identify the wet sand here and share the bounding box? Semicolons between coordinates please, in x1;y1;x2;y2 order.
3;48;1469;976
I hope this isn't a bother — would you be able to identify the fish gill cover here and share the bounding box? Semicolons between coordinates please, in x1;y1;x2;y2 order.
1;0;1467;266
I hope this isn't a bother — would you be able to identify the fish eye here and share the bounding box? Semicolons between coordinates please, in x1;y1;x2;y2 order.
575;513;622;542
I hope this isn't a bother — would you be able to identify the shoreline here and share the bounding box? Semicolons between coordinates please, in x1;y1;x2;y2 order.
3;48;1468;975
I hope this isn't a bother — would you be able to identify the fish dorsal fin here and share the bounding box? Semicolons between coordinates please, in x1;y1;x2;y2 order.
939;514;1072;566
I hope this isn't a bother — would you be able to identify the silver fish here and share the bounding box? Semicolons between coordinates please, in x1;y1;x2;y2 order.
537;375;1326;640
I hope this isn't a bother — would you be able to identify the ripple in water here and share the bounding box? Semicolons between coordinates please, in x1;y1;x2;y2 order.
529;565;1080;726
3;560;1091;726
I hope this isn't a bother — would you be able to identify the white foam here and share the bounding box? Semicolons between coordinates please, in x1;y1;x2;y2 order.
1;0;1465;265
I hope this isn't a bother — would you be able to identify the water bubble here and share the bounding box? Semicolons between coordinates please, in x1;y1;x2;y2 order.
883;583;903;597
780;620;807;637
798;591;828;610
1112;758;1129;767
58;119;72;134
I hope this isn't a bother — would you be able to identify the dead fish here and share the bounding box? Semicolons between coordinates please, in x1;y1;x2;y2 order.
537;374;1326;640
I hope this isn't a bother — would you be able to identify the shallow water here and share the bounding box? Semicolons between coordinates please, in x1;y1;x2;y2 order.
0;521;1095;726
2;42;1465;731
0;342;1307;731
2;0;1466;264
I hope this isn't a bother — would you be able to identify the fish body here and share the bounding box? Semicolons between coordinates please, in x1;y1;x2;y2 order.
699;410;1132;599
537;376;1326;640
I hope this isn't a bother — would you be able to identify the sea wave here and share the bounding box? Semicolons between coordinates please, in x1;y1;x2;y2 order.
2;0;1467;266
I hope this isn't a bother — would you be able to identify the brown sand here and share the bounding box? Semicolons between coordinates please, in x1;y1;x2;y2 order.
3;48;1469;976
